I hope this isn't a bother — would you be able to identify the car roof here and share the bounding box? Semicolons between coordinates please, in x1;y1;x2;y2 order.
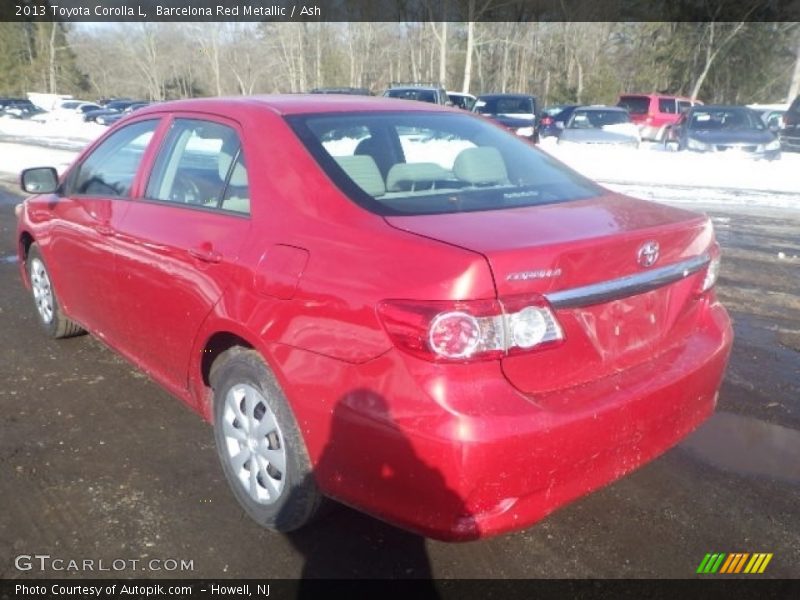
689;105;752;111
575;105;627;112
476;93;535;99
619;93;694;101
133;94;456;117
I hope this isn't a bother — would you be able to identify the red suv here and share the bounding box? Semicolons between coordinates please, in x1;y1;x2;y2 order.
617;94;702;141
16;96;732;541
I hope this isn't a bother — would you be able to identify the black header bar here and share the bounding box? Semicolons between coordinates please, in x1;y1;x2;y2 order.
2;0;800;23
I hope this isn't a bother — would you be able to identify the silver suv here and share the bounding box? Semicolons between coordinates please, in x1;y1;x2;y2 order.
383;82;448;105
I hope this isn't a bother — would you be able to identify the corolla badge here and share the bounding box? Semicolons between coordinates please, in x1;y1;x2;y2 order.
506;267;562;282
637;241;660;267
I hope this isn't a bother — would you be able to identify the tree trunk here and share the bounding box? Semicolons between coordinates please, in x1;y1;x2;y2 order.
788;37;800;101
690;21;747;102
48;23;57;93
501;33;509;93
439;23;447;86
462;20;474;93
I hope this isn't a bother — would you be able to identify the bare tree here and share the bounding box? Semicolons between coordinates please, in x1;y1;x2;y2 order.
789;35;800;101
689;20;749;101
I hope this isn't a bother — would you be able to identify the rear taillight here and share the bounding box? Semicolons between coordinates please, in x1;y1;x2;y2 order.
378;295;564;362
701;255;721;292
700;244;721;293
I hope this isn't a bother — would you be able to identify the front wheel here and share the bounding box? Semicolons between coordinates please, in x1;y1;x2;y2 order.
211;348;322;532
27;244;84;338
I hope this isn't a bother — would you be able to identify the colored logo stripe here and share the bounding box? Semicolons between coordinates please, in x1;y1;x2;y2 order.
697;553;773;574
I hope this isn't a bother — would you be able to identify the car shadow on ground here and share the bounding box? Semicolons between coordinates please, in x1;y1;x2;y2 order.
284;389;474;584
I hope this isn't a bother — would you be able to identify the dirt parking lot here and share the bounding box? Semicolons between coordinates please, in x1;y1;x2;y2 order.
0;184;798;579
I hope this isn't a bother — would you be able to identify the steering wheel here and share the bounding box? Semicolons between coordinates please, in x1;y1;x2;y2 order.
170;174;202;204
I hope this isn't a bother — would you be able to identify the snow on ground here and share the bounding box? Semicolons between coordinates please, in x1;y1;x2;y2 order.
538;136;800;195
0;143;78;181
0;116;105;150
1;117;798;211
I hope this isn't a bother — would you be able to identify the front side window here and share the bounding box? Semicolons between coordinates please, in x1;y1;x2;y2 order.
145;119;250;214
71;119;158;197
288;112;600;216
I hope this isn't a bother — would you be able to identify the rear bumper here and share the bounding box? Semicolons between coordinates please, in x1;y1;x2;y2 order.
275;299;732;541
779;131;800;151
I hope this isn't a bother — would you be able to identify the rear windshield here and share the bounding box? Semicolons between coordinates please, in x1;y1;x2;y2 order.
384;89;438;104
568;110;631;128
287;112;601;216
474;96;535;117
617;96;650;114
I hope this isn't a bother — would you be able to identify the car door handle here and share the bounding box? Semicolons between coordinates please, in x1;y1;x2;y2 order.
94;223;115;236
188;247;222;263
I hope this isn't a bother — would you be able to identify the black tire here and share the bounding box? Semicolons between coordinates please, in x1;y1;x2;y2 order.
210;347;322;532
27;244;84;338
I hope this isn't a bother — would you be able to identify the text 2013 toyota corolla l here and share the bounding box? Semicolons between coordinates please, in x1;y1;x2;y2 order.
15;96;732;541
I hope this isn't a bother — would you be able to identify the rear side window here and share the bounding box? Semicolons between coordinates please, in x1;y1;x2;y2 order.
677;100;691;113
145;119;250;215
658;98;677;114
287;111;600;216
71;119;157;197
617;96;650;114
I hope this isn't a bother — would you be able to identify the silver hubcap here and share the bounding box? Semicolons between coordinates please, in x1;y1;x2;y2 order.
30;258;54;324
222;383;287;504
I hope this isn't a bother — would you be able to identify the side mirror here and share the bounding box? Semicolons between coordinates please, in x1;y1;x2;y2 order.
20;167;59;195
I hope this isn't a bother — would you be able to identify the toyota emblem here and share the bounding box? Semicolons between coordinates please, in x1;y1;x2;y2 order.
637;241;659;267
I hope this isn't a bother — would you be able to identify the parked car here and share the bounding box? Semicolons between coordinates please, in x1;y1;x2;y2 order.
617;94;701;141
757;109;785;133
779;95;800;152
309;87;372;95
664;105;781;159
558;106;640;147
0;98;44;119
96;102;150;126
472;93;539;142
539;104;579;138
446;91;476;110
383;83;449;105
49;100;102;121
83;100;145;123
16;95;731;541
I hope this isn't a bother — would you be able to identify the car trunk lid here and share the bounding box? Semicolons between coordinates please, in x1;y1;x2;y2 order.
385;193;714;394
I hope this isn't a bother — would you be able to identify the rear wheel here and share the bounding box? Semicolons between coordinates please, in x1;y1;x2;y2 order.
210;347;322;532
27;244;84;338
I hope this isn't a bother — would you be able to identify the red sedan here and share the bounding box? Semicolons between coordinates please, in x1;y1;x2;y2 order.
15;96;732;541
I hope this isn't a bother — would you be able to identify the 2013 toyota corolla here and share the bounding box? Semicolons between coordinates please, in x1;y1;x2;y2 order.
15;96;732;540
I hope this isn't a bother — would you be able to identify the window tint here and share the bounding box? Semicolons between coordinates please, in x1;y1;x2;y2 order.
72;119;157;197
689;108;764;130
145;119;250;214
289;112;600;216
658;98;677;114
617;96;650;114
474;97;534;116
677;100;691;113
568;110;630;129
